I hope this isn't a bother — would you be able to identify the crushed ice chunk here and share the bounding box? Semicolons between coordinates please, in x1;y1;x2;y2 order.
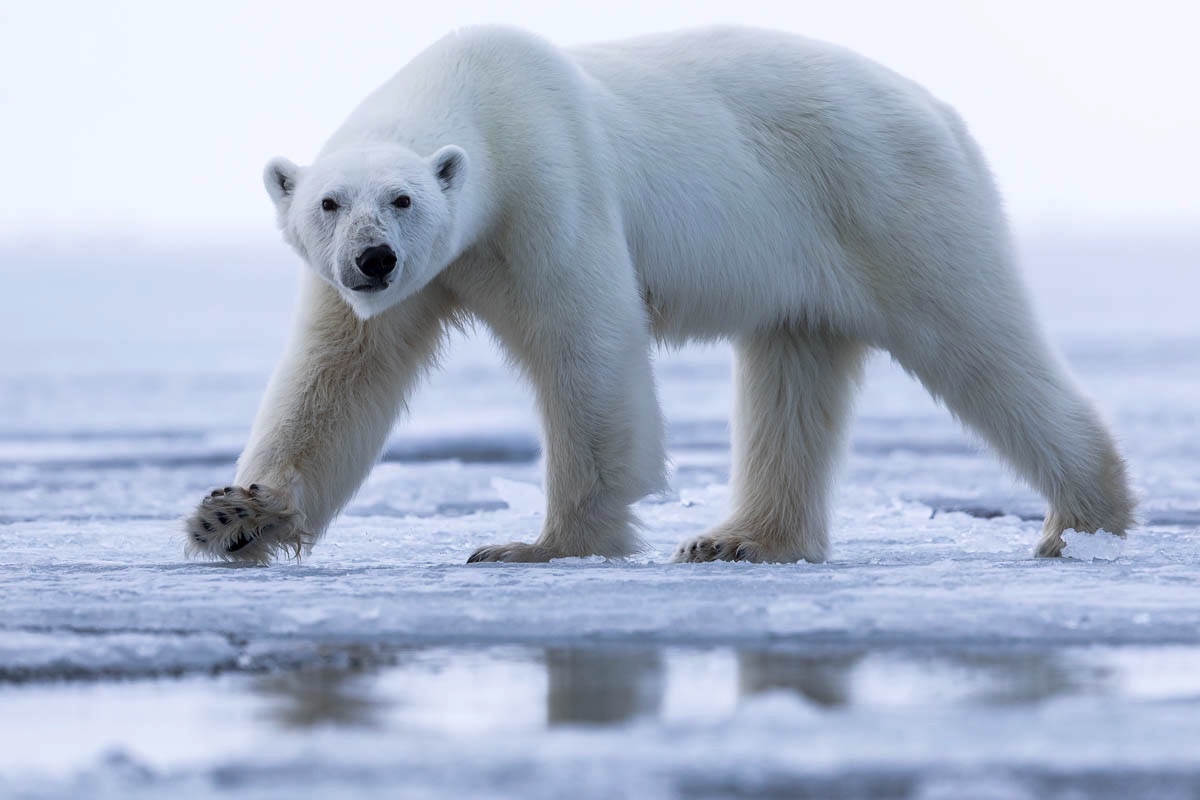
548;555;608;565
1061;529;1125;561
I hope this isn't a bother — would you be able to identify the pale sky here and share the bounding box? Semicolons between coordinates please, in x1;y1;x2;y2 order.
2;0;1197;236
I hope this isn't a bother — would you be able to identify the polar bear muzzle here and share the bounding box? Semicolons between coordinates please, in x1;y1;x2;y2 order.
352;244;398;291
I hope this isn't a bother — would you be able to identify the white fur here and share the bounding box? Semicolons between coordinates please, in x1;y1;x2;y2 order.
186;25;1133;564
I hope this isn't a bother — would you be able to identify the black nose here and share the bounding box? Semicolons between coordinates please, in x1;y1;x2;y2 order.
355;245;397;279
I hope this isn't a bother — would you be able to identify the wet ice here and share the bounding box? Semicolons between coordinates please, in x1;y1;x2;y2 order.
1;233;1198;798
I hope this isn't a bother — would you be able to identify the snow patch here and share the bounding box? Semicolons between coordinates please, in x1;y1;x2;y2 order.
0;631;237;680
491;476;545;515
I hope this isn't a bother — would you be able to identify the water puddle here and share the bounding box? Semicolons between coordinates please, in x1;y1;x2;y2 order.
3;643;1199;775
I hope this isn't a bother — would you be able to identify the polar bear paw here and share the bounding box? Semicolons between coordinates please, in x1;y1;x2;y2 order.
185;485;310;565
673;532;769;563
1034;533;1065;558
466;541;560;563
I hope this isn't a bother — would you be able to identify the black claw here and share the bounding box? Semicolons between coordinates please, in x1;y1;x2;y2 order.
226;531;254;553
234;507;249;518
248;483;260;492
224;486;235;493
215;512;229;525
210;489;221;498
201;521;214;533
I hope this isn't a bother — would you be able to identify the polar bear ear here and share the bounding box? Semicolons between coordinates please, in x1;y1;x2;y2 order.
263;157;302;216
429;145;468;194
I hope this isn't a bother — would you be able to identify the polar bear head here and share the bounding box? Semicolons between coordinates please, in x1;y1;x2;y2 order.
264;144;469;318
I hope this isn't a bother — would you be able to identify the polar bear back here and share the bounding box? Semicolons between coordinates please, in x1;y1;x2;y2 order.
573;28;1004;339
328;26;1008;343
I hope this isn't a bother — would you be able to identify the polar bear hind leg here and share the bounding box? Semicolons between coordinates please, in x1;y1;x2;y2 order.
884;284;1134;558
674;328;867;564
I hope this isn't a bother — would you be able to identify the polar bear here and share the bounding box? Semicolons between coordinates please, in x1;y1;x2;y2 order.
186;25;1133;565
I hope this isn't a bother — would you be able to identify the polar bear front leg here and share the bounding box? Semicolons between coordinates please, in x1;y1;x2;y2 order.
466;327;665;562
186;275;454;564
465;240;667;563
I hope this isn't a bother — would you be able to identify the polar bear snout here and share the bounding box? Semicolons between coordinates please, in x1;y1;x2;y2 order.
347;244;399;294
353;244;398;288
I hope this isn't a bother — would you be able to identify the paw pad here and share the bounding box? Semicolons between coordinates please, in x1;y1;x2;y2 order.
185;484;310;565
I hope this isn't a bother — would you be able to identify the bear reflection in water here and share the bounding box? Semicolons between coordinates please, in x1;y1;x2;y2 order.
248;647;1093;731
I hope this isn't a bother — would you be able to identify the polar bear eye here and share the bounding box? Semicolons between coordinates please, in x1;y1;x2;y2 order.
392;195;412;209
321;198;339;212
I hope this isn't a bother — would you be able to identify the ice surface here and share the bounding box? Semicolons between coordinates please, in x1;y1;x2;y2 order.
1;232;1199;798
